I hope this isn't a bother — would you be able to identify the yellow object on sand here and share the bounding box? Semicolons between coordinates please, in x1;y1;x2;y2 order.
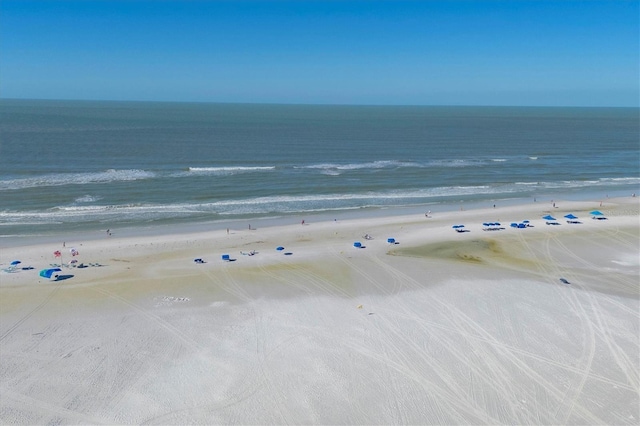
357;304;363;309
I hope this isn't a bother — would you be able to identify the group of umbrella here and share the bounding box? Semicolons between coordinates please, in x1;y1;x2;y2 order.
6;246;107;281
454;211;607;232
4;248;82;280
38;248;81;279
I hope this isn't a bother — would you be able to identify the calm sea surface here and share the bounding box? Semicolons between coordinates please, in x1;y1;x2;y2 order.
1;99;638;239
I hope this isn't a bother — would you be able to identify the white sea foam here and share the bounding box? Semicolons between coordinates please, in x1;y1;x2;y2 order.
321;169;341;176
0;169;154;191
188;166;275;175
425;159;487;168
599;177;640;183
2;176;638;227
74;195;102;203
299;160;420;171
514;178;640;189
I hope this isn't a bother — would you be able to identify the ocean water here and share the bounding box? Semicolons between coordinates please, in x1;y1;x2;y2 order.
1;99;638;239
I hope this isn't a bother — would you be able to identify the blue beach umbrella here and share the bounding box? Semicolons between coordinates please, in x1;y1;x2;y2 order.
542;215;556;221
276;246;285;251
590;210;604;216
10;260;21;266
39;268;61;279
564;214;578;219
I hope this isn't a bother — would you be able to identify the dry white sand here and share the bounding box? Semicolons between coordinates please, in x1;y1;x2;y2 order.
1;198;638;425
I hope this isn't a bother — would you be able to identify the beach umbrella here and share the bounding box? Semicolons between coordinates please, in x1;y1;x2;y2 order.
10;260;21;266
70;248;79;256
564;214;578;219
276;246;284;251
590;210;604;216
53;250;61;257
522;220;530;223
542;215;556;220
452;225;463;229
39;268;61;279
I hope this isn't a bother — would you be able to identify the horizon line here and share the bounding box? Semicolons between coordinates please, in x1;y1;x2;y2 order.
0;97;638;109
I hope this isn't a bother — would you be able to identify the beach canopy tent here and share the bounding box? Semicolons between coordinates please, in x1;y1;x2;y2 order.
542;215;556;221
590;210;604;216
39;268;61;279
353;242;362;248
221;254;230;261
564;214;578;219
387;238;396;244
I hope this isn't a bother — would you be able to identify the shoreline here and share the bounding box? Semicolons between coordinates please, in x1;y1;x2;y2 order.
2;188;635;249
1;195;638;424
2;195;638;280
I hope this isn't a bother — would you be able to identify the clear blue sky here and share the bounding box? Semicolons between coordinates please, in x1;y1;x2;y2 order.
1;0;638;106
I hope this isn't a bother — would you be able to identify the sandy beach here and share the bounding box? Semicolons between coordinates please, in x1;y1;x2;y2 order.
1;197;638;425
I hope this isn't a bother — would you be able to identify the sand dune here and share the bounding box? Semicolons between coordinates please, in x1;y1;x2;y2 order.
1;198;638;424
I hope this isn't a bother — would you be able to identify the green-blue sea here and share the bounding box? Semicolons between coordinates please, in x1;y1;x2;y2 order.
1;99;638;238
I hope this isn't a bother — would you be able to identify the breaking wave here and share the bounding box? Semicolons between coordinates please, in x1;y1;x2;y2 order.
0;169;154;191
